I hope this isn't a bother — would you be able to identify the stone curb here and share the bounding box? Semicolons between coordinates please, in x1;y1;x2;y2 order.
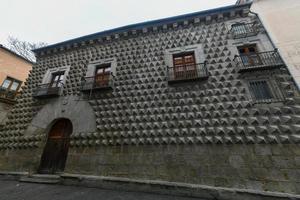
0;171;29;180
60;173;300;200
0;172;299;200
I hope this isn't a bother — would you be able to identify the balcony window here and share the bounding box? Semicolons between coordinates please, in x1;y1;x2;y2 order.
234;45;284;72
95;64;111;88
81;64;113;91
33;71;65;98
231;22;259;39
50;72;64;88
168;52;208;83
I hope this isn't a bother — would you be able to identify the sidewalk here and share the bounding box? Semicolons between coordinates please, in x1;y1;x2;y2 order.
0;180;201;200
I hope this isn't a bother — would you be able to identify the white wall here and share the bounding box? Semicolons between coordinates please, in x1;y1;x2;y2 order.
251;0;300;89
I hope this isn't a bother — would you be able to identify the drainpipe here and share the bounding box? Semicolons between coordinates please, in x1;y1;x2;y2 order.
249;10;300;91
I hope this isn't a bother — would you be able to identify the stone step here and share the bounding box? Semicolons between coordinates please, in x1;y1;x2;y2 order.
19;174;61;184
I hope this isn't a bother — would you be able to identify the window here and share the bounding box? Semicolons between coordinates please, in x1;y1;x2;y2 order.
50;71;65;88
238;44;262;66
231;22;258;39
232;23;247;36
94;64;111;87
1;77;22;91
172;52;197;79
249;80;273;101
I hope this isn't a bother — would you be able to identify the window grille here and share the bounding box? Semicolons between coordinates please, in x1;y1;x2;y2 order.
249;80;273;101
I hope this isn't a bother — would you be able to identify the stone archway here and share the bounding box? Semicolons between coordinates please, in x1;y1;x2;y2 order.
38;118;73;174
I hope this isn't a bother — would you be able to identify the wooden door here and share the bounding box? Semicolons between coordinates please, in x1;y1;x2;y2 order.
95;65;111;87
39;119;73;174
173;53;197;79
238;45;261;66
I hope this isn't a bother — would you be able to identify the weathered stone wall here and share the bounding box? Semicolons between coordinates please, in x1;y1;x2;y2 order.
65;144;300;194
0;4;299;194
0;102;12;125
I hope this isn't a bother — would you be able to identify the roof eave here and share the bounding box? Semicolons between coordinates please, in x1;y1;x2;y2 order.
0;44;35;65
33;3;252;54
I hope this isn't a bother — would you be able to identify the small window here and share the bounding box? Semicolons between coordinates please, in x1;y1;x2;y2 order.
1;77;22;91
232;23;247;36
50;71;65;88
249;80;273;101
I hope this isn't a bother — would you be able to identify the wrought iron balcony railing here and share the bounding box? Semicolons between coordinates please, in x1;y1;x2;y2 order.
33;81;63;98
0;87;19;103
81;74;114;91
231;22;259;39
167;62;209;83
234;50;284;72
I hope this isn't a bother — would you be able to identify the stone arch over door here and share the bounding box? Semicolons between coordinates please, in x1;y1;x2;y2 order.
25;95;96;136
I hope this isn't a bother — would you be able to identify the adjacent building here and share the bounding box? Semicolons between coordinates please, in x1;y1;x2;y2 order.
0;45;32;125
0;3;300;194
237;0;300;89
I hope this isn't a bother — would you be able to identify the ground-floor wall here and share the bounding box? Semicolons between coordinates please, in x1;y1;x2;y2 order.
0;144;299;194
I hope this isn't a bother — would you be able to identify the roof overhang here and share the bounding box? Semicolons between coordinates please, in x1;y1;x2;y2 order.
33;3;252;55
0;44;34;64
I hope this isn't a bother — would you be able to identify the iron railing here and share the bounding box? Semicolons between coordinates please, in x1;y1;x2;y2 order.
234;50;284;72
231;22;259;39
0;87;19;102
167;62;208;83
33;81;63;98
81;74;114;91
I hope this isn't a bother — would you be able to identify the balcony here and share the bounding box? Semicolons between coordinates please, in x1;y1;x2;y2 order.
81;74;114;92
234;50;284;73
167;62;209;83
0;87;19;103
231;22;259;39
33;82;62;98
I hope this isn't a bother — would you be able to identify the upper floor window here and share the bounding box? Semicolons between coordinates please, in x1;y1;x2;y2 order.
173;52;196;77
1;77;22;91
234;44;284;72
94;64;111;88
231;22;259;39
50;71;65;88
238;44;262;66
164;45;208;83
33;66;69;99
81;59;115;92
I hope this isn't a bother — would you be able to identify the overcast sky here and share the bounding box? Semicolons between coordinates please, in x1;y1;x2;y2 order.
0;0;236;46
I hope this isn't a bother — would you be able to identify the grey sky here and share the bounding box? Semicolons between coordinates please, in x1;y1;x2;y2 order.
0;0;236;46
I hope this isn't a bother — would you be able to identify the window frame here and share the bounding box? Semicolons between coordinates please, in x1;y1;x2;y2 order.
94;64;112;87
50;71;65;88
247;78;284;103
1;77;22;91
165;45;205;69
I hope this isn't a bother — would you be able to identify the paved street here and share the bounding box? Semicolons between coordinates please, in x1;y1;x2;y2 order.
0;180;202;200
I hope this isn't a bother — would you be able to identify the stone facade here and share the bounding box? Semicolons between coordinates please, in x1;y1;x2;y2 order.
0;3;299;194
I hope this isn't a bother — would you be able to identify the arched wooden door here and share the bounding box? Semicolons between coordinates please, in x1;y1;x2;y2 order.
38;119;73;174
